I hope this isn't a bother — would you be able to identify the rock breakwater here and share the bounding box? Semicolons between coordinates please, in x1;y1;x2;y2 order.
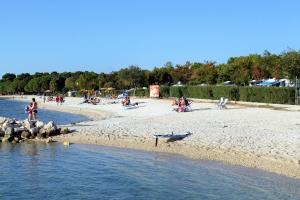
0;117;70;143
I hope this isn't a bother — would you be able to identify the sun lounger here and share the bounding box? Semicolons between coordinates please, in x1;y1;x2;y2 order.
217;97;224;109
123;102;139;109
154;132;192;146
220;98;228;109
185;101;193;112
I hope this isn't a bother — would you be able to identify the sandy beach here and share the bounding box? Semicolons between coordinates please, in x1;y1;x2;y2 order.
3;95;300;179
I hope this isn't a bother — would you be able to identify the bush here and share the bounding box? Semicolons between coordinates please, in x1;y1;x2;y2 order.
239;87;295;104
133;85;295;105
159;86;170;98
133;88;149;97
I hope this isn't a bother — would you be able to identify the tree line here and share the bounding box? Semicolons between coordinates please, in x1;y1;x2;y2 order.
1;49;300;94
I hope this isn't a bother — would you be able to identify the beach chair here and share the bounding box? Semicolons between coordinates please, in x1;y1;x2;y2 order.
185;101;193;112
217;97;224;109
124;102;139;110
220;98;228;109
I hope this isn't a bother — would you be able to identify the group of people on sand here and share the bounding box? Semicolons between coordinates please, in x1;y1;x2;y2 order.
55;95;64;106
173;96;190;112
25;98;38;121
83;94;101;105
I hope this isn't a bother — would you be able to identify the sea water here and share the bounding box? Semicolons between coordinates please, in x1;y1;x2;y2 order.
1;99;300;200
0;99;88;124
0;144;300;200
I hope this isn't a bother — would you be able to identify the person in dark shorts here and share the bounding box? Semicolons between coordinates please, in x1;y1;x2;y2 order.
30;98;38;120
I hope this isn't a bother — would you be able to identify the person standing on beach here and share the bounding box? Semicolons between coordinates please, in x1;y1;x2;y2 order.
59;95;64;105
56;95;60;106
30;98;38;120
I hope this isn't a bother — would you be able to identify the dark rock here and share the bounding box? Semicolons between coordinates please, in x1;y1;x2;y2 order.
2;136;14;142
7;119;16;124
37;132;46;139
46;127;60;137
5;127;14;138
0;130;4;137
61;128;69;134
14;127;26;134
21;131;31;139
30;127;39;135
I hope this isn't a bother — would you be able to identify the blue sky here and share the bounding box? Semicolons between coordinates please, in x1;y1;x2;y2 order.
1;0;300;77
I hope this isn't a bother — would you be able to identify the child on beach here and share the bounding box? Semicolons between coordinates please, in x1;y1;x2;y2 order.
25;103;33;120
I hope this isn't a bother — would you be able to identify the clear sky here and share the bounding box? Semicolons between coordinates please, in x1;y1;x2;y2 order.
1;0;300;77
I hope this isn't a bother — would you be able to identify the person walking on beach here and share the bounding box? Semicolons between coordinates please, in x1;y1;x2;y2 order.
30;98;38;120
56;95;60;106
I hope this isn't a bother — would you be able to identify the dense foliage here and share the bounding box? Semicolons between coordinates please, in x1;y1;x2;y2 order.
130;85;295;104
1;50;300;95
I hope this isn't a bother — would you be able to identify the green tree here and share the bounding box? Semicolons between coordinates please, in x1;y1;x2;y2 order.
280;50;300;79
1;73;16;82
49;76;66;92
117;66;148;89
76;72;99;90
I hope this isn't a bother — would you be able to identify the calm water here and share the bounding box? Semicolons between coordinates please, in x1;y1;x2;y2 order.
0;143;300;200
1;99;300;199
0;99;88;125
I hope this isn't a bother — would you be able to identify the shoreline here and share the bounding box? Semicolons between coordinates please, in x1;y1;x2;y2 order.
2;95;300;179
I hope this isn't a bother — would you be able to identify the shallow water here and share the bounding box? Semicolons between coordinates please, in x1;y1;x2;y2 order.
0;143;300;200
0;99;88;125
1;99;300;199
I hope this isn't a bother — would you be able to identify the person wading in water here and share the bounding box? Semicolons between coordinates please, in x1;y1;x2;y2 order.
30;98;38;120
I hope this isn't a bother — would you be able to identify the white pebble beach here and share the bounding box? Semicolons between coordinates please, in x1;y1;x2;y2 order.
4;96;300;179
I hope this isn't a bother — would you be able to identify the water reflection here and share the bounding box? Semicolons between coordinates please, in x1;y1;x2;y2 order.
0;143;300;200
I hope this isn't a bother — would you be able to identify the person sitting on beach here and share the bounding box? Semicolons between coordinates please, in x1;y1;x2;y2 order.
177;96;186;112
122;96;130;106
30;98;38;120
90;97;100;105
173;96;190;112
